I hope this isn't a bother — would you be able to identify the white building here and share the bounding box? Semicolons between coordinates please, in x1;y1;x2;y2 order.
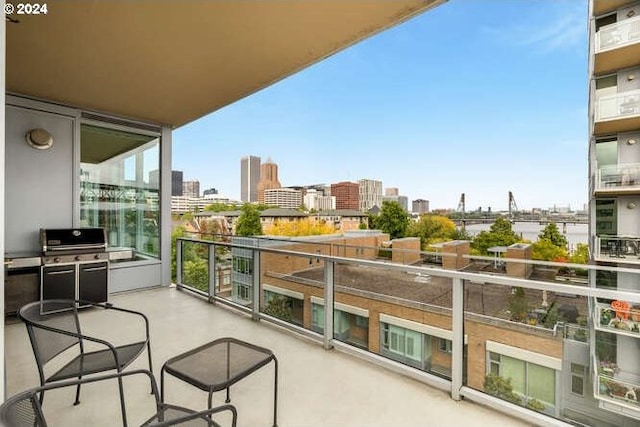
358;179;382;212
264;188;303;209
304;189;336;211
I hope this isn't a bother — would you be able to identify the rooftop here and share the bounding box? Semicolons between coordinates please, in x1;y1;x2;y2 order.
5;286;530;427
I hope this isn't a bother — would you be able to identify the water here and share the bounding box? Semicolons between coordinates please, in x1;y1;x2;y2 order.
463;221;588;250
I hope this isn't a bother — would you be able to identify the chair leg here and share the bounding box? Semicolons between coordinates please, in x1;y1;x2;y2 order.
147;342;154;395
272;357;279;427
117;373;128;427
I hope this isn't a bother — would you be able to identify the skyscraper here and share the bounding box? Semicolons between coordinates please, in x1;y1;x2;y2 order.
257;158;282;204
358;179;382;212
240;155;261;202
331;182;359;210
172;171;183;196
183;180;200;198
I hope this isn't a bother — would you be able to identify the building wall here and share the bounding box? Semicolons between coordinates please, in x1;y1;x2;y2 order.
241;155;261;202
172;170;183;196
412;199;429;214
359;179;382;212
257;161;282;204
264;188;302;209
183;180;200;198
331;182;359;210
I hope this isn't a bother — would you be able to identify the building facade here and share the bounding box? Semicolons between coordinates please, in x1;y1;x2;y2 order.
412;199;430;214
304;189;336;211
240;155;261;203
331;181;359;210
183;179;200;198
382;195;409;212
385;187;399;196
264;188;302;209
257;159;282;204
588;0;640;424
358;179;383;212
172;170;183;196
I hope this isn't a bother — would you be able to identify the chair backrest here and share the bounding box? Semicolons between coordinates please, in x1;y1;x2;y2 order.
18;300;82;366
0;388;46;427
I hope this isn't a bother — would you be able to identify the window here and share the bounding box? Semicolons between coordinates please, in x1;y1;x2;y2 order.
232;257;253;274
235;283;251;302
263;290;303;326
313;303;369;349
438;338;452;354
80;124;160;259
488;352;556;409
571;363;585;396
381;323;422;362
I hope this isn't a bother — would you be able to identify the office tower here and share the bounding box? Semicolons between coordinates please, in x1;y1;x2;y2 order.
358;179;382;212
385;187;399;196
183;180;200;198
203;188;219;196
382;195;409;212
172;171;183;196
257;158;282;204
240;155;261;202
331;182;359;210
587;1;640;423
412;199;430;214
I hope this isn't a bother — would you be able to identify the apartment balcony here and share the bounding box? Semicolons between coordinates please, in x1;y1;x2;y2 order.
594;302;640;338
595;89;640;134
594;235;640;264
593;0;635;17
594;163;640;196
595;371;640;417
594;15;640;75
5;287;530;427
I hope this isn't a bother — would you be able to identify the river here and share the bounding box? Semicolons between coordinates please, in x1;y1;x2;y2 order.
463;221;588;250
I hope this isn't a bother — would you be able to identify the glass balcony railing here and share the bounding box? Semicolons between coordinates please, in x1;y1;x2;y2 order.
596;372;640;411
596;89;640;122
595;302;640;338
175;236;640;426
595;163;640;192
594;235;640;262
595;15;640;53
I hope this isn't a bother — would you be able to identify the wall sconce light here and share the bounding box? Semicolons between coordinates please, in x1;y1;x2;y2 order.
628;139;638;145
628;202;637;209
628;74;636;81
627;9;636;17
25;128;53;150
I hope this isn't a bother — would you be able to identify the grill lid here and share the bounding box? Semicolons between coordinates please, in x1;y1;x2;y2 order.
40;228;107;253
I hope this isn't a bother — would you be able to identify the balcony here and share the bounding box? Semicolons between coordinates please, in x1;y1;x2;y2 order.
594;15;640;75
594;89;640;134
595;371;640;415
594;163;640;196
5;287;531;427
595;302;640;338
594;235;640;264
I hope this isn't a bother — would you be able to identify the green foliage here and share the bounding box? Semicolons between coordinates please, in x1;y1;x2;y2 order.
471;216;520;255
235;204;263;236
540;301;558;329
531;239;568;261
204;203;238;212
171;226;186;282
538;222;567;248
569;243;589;264
508;287;528;322
484;374;522;405
406;214;457;249
373;201;409;239
358;222;368;230
263;295;293;321
525;398;546;412
182;258;209;292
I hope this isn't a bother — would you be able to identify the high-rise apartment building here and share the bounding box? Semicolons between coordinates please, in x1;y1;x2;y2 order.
358;179;382;212
304;189;336;211
183;180;200;198
240;155;261;202
385;187;399;197
264;188;302;209
331;182;359;210
257;159;282;204
587;1;640;424
172;170;183;196
412;199;430;214
382;195;408;212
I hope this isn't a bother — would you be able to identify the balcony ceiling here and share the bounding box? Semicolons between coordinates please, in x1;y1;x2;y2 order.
593;0;631;16
7;0;443;128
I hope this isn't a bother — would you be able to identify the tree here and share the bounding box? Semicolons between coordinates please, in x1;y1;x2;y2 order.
471;216;520;255
569;243;589;264
407;214;457;249
268;218;335;237
235;204;263;236
538;222;567;249
373;201;409;239
531;239;568;261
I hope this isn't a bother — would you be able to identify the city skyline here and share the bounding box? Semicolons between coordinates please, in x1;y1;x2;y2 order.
173;0;588;211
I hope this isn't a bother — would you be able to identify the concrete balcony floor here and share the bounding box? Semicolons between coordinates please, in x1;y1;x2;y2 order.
5;286;531;427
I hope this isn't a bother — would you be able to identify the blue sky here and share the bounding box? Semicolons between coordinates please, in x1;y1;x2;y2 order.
173;0;588;211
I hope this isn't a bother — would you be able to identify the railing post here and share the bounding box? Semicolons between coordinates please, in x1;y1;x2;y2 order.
176;239;183;287
252;248;260;321
451;277;464;401
324;260;334;350
208;243;216;301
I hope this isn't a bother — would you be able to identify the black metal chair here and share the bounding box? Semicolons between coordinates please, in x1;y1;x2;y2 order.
18;299;153;427
0;369;237;427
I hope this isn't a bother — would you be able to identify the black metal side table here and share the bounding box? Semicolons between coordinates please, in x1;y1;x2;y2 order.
161;337;278;427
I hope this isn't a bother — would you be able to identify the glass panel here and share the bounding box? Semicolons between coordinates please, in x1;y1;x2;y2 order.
595;137;618;167
180;241;209;293
595;199;617;236
501;355;526;396
80;124;160;259
595;75;617;90
528;363;555;405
